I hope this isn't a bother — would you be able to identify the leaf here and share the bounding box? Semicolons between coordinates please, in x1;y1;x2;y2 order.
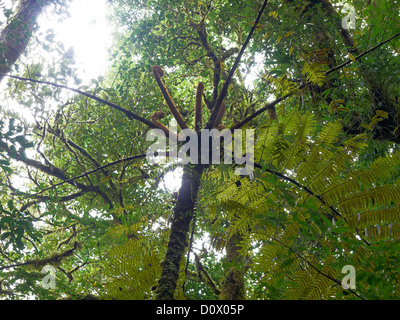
0;216;12;227
375;110;389;119
284;31;293;38
100;175;112;184
331;226;351;234
349;53;357;62
263;30;273;39
7;200;14;211
1;232;12;241
0;159;10;166
2;166;13;174
269;11;278;19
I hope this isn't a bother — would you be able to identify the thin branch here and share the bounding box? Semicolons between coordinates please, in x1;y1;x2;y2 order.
193;252;221;296
266;233;365;300
231;31;400;130
214;102;226;128
152;66;189;130
0;139;113;207
205;0;269;129
18;192;86;212
0;74;158;129
26;152;168;198
253;162;371;246
230;94;290;130
0;262;31;271
326;32;400;75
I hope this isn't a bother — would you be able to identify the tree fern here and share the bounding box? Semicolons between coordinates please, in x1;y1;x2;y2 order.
102;110;400;300
204;110;400;300
100;221;168;300
301;49;329;86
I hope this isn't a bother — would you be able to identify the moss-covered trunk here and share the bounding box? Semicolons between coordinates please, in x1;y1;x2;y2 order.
305;0;400;143
0;0;52;83
155;164;204;300
219;232;246;300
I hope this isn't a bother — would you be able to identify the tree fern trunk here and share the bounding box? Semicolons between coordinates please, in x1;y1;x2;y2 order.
316;0;400;143
219;232;246;300
0;0;53;83
155;164;204;300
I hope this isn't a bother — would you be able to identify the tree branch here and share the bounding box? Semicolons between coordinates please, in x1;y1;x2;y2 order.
192;252;221;296
26;152;168;198
195;82;204;131
47;124;120;194
231;31;400;130
205;0;269;129
0;139;113;208
325;32;400;75
0;74;159;129
18;192;86;212
152;66;189;130
264;232;365;300
0;241;82;271
230;94;290;130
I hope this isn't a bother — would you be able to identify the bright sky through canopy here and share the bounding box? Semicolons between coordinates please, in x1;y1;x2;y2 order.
38;0;112;81
39;0;183;191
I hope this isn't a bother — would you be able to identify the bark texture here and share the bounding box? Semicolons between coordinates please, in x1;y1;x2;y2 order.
0;0;52;83
155;164;204;300
299;0;400;143
219;232;246;300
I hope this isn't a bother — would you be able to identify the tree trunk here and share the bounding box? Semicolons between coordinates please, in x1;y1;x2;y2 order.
0;0;52;83
289;0;400;144
316;0;400;143
155;164;204;300
219;232;246;300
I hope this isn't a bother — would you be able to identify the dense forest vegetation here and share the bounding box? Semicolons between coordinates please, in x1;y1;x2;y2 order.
0;0;400;300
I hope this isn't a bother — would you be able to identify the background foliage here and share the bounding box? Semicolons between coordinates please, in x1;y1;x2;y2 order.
1;0;400;300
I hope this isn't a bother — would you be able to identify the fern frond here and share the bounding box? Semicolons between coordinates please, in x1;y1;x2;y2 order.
103;224;167;300
202;108;400;300
306;264;338;300
277;75;299;96
262;72;299;97
286;270;312;299
263;112;303;169
255;119;280;163
301;49;329;86
295;121;343;184
364;224;400;241
322;150;400;207
336;185;400;218
106;263;161;300
216;176;273;210
281;112;316;171
226;211;256;237
285;256;339;300
347;208;400;229
105;218;149;240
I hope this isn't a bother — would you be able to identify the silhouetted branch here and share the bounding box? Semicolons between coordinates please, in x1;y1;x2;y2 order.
205;0;269;129
0;74;159;129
